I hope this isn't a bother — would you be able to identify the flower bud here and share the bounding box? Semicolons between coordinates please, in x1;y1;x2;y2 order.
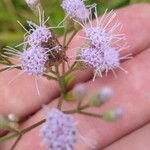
8;113;19;122
25;0;39;8
0;114;20;132
102;108;123;122
98;87;113;102
90;87;113;107
73;83;87;99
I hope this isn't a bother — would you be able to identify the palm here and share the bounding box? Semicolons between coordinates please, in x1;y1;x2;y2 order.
0;4;150;150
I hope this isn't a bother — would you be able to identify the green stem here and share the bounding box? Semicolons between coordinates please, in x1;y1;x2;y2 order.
55;65;66;110
10;134;22;150
79;111;102;118
62;61;77;77
66;30;78;48
21;119;45;134
62;29;68;75
0;133;18;143
0;65;21;73
64;103;90;114
43;73;57;80
63;30;68;48
0;55;12;65
0;119;45;144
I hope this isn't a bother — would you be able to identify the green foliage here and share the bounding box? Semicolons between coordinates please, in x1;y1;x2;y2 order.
0;0;149;48
130;0;150;3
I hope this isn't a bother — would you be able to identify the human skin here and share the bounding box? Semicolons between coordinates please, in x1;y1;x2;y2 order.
0;3;150;150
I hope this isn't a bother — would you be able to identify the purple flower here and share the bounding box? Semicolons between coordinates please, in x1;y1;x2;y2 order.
21;46;48;76
79;46;105;78
27;26;52;47
61;0;90;21
84;27;110;48
75;7;131;79
79;45;130;80
40;108;77;150
75;9;125;49
16;9;53;48
103;47;120;74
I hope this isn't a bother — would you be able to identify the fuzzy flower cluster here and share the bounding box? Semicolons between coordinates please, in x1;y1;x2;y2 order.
40;108;77;150
19;23;52;76
5;9;61;77
78;9;130;79
21;47;48;76
27;26;52;47
61;0;90;21
84;27;111;48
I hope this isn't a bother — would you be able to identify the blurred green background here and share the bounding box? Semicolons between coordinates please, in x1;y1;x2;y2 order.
0;0;149;49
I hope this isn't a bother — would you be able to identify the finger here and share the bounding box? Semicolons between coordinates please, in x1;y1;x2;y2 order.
0;3;150;118
104;123;150;150
2;47;150;150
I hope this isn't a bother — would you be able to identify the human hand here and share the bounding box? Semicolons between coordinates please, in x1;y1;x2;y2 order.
0;3;150;150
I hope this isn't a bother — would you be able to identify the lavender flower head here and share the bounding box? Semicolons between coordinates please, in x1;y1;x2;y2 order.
40;108;77;150
25;0;39;8
80;46;105;77
73;5;126;49
76;7;131;79
27;26;52;47
84;27;110;48
61;0;90;21
21;46;48;76
79;45;129;79
17;8;53;48
103;47;120;73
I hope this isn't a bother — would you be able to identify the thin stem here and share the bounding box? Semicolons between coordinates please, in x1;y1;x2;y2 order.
0;55;12;65
62;29;68;75
10;134;22;150
43;73;57;80
79;111;102;118
63;30;68;48
55;65;66;110
49;69;56;75
22;119;45;134
0;65;21;73
0;119;45;144
66;30;78;48
0;133;18;143
64;103;90;114
62;61;77;77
